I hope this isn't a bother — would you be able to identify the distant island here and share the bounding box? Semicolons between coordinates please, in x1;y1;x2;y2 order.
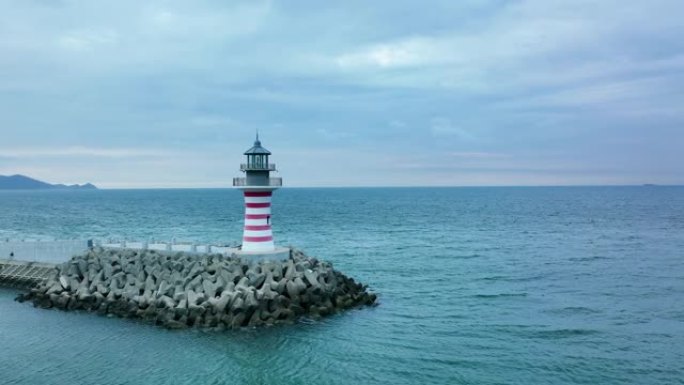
0;174;97;190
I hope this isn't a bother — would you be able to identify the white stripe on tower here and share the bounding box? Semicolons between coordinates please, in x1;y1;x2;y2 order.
244;196;272;204
242;229;272;237
244;218;266;226
242;191;274;252
245;207;271;216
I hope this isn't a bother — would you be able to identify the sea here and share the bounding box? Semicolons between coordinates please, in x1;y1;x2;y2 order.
0;187;683;385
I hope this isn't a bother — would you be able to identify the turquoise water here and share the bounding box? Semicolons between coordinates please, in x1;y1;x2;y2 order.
1;187;683;384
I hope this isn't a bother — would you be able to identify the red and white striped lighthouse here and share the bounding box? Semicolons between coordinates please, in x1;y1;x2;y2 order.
233;134;282;252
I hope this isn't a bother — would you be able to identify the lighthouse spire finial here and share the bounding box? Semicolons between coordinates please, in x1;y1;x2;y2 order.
256;130;260;143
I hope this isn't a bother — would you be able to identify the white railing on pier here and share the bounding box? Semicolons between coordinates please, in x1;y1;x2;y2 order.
1;238;244;263
97;239;241;255
0;239;90;264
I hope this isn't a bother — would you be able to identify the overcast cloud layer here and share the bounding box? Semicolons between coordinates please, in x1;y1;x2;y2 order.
0;0;682;187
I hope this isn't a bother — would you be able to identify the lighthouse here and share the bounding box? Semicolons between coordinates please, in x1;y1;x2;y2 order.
233;134;282;252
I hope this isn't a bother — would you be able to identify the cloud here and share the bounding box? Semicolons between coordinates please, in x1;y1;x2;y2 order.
0;147;167;159
57;29;119;51
430;118;476;140
336;38;437;69
316;128;354;141
0;0;682;186
448;152;508;159
329;0;684;93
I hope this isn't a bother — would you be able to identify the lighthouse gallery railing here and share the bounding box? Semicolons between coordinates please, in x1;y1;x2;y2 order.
232;177;282;187
240;163;277;171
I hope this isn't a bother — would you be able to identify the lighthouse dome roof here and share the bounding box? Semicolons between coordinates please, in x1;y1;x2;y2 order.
243;134;271;155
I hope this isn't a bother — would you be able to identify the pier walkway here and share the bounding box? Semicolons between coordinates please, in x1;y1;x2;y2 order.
0;259;55;289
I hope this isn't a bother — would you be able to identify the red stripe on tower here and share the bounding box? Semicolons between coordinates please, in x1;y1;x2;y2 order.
245;202;271;208
243;235;273;242
245;214;269;219
244;225;271;231
244;191;272;197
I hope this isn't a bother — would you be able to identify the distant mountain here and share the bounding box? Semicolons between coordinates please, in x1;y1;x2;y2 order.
0;175;97;190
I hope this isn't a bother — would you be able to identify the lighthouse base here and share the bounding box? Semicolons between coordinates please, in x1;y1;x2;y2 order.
235;246;291;263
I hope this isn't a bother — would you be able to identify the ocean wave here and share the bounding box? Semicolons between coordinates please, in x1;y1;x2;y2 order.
472;293;528;299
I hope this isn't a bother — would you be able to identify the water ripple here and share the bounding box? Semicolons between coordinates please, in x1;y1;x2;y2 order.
1;187;684;384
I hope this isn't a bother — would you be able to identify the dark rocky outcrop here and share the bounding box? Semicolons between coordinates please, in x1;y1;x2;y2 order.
17;247;377;329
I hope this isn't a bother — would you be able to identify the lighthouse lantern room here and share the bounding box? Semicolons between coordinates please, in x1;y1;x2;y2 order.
233;134;282;252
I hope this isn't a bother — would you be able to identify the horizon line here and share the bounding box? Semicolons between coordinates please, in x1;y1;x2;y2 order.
5;183;680;191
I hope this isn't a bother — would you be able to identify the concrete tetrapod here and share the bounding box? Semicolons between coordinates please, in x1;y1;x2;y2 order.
16;247;377;330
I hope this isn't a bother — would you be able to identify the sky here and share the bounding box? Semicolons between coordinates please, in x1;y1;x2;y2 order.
0;0;682;188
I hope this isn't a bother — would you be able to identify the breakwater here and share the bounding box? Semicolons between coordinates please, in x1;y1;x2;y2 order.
18;247;377;329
